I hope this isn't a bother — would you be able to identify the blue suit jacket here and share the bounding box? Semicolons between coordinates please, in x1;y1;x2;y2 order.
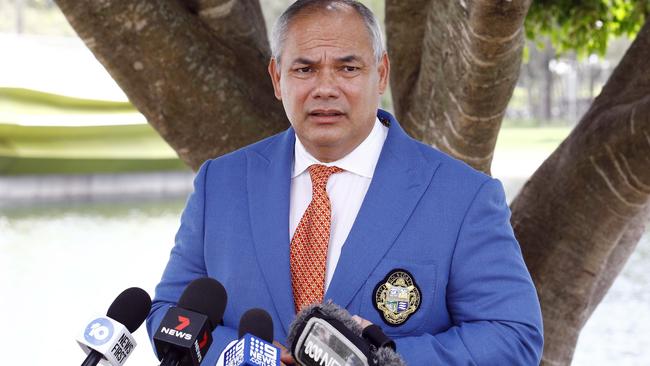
147;110;543;365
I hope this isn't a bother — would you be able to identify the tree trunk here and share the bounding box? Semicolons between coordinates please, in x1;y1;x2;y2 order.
54;0;288;170
511;19;650;365
385;0;531;174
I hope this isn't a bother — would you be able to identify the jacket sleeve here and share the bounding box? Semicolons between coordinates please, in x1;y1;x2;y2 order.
146;160;238;364
393;178;544;365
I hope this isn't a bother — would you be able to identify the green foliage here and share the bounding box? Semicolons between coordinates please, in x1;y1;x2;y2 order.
526;0;650;56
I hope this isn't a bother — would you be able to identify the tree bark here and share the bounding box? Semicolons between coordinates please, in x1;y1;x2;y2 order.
511;19;650;365
54;0;287;170
385;0;531;174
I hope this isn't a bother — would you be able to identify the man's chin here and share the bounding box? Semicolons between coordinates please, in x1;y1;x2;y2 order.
299;132;351;161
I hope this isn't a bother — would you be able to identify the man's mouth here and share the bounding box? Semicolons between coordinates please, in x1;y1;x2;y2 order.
309;110;344;117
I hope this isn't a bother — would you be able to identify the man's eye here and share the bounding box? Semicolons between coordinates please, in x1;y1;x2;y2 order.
295;67;312;73
343;66;359;72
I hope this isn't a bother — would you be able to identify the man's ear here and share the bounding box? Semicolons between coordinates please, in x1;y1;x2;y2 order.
377;52;390;95
268;58;282;100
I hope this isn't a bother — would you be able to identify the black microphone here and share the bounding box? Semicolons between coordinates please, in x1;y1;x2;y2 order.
238;308;274;342
76;287;152;366
216;308;280;366
217;308;280;366
154;277;227;366
287;302;405;366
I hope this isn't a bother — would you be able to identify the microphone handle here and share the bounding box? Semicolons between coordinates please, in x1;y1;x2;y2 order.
159;350;181;366
80;350;104;366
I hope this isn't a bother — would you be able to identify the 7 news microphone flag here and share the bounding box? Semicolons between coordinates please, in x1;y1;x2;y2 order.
76;287;152;366
154;277;227;366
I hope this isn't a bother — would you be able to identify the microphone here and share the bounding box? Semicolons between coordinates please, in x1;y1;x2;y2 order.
217;308;281;366
76;287;152;366
154;277;228;366
286;302;405;366
238;308;275;342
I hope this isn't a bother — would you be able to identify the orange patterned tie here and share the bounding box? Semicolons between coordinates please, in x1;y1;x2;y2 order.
290;164;344;313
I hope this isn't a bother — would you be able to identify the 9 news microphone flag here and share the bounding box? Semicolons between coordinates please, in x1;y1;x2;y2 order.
218;308;280;366
76;287;152;366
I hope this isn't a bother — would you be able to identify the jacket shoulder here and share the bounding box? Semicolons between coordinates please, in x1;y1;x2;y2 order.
199;129;288;173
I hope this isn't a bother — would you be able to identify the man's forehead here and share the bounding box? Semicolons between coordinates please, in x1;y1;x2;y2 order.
282;11;372;56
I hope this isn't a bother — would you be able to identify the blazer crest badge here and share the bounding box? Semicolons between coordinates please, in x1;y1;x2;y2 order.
373;269;421;326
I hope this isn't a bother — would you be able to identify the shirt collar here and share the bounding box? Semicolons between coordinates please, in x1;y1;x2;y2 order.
292;117;388;179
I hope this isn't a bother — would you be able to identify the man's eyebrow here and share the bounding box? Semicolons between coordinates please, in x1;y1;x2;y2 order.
291;57;316;65
290;55;363;65
336;55;362;63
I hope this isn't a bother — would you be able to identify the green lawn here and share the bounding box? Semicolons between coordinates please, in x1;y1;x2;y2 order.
0;87;134;114
0;122;187;175
0;123;177;158
496;126;571;153
0;88;185;175
0;87;573;175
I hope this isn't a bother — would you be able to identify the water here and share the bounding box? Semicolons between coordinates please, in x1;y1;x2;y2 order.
573;231;650;365
0;185;648;365
0;199;184;366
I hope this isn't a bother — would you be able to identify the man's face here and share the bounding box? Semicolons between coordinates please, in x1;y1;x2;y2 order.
268;7;389;162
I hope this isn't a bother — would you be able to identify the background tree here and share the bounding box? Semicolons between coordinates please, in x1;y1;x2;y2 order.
53;0;649;364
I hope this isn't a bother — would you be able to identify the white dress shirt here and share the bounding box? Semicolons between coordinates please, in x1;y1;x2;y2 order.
290;118;389;291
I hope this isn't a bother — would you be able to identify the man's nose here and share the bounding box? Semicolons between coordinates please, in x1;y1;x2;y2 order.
311;69;340;99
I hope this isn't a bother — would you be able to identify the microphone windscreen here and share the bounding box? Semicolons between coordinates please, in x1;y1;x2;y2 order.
178;277;227;330
375;347;407;366
238;308;274;342
106;287;152;333
286;301;363;347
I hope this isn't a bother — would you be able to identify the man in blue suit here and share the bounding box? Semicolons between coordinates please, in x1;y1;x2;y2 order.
147;0;543;364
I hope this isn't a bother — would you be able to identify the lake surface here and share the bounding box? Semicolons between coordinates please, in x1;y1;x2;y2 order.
0;180;647;365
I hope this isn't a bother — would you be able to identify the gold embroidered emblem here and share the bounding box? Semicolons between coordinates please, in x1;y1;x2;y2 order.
373;269;421;326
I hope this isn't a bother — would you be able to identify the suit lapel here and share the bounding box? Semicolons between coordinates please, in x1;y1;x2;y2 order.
325;111;440;309
246;129;295;335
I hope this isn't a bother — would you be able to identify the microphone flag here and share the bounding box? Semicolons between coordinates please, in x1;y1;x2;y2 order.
76;316;137;366
223;334;280;366
154;307;212;365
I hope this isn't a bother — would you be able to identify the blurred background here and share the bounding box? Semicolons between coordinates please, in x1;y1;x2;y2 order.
0;0;647;365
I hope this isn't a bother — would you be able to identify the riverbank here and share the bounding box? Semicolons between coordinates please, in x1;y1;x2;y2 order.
0;171;193;208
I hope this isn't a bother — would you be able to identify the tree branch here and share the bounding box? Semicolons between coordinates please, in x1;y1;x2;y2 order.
511;19;650;365
55;0;287;170
386;0;531;174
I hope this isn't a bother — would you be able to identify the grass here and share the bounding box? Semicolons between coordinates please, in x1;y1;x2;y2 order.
0;88;184;174
0;87;574;175
0;122;177;157
0;121;185;175
0;87;135;114
0;122;186;174
495;126;571;153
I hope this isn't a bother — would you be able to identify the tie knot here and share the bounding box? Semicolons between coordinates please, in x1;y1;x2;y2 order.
308;164;343;189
